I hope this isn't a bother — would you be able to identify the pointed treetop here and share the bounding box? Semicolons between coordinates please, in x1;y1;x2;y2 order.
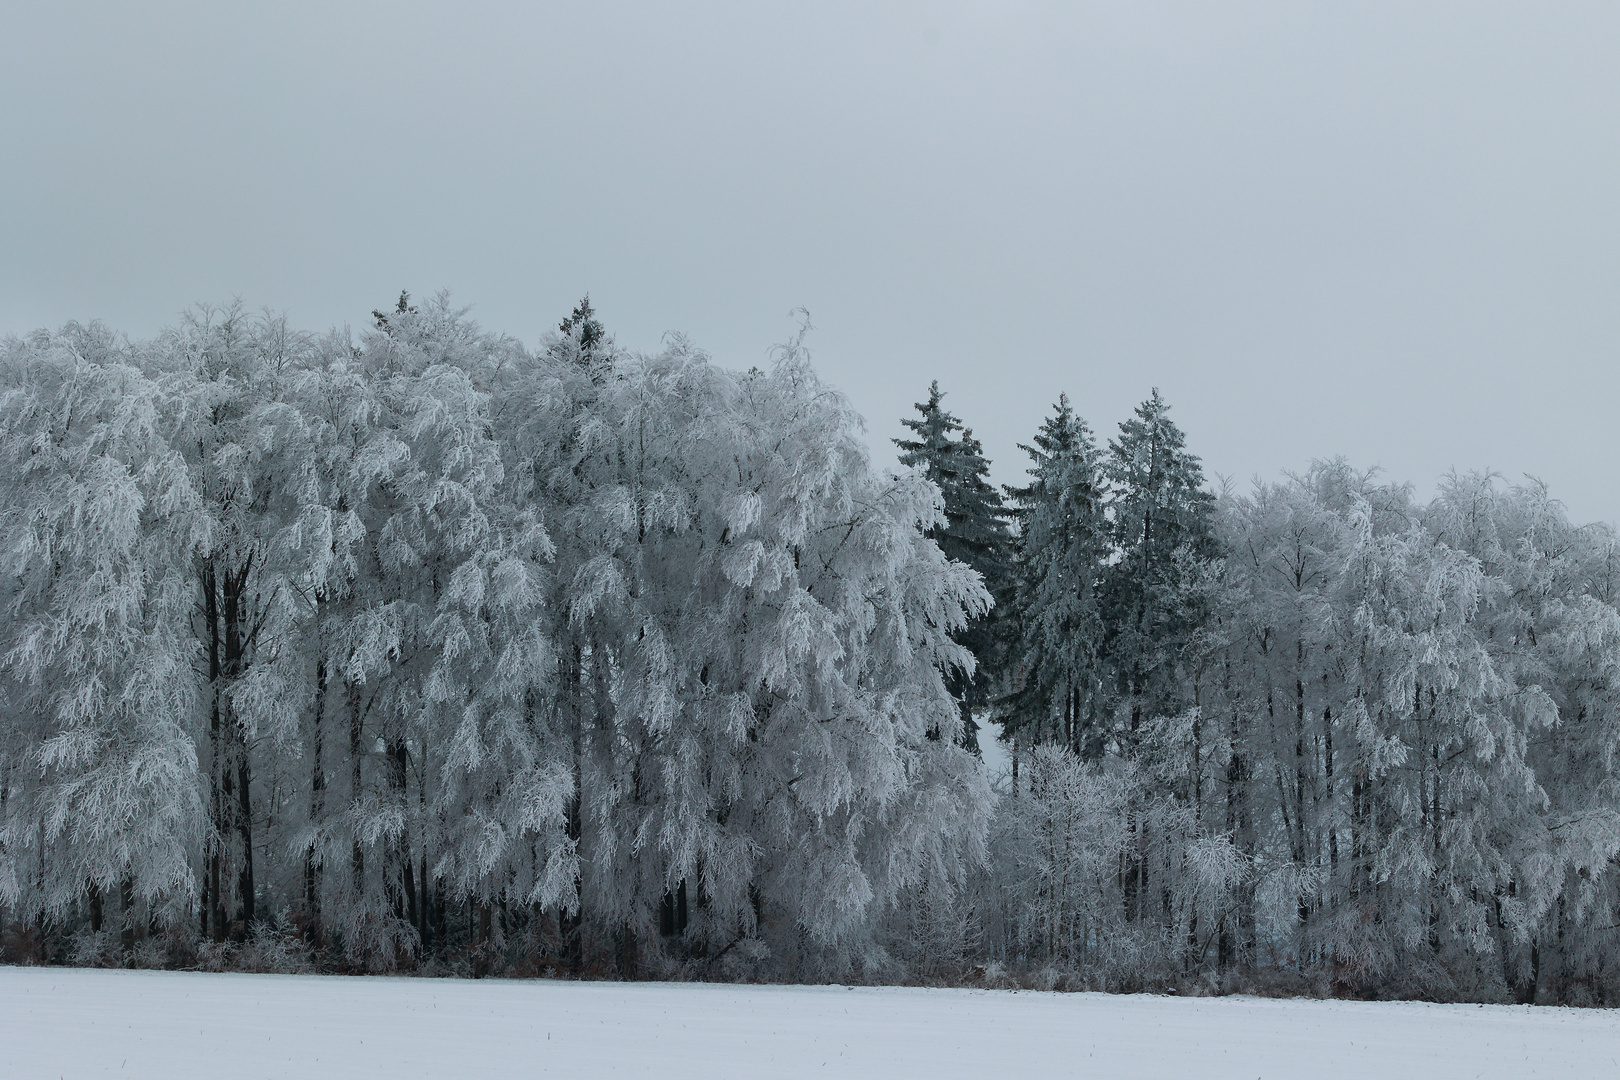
1013;394;1099;495
372;290;417;333
1107;387;1209;519
893;381;1016;755
895;379;964;473
1002;392;1111;756
559;294;605;356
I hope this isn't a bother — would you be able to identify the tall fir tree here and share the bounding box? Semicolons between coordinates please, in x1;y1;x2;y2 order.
1102;389;1216;737
1003;395;1110;758
557;294;606;360
895;381;1014;753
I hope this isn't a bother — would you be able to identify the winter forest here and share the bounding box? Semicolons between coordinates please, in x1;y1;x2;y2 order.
2;294;1618;1007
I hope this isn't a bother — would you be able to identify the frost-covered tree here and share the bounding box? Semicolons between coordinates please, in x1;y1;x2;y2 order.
161;305;316;940
0;324;207;950
0;299;997;977
894;381;1013;753
1421;473;1620;1000
556;294;606;360
1183;464;1620;998
526;326;992;976
1103;389;1217;738
1002;395;1110;759
8;298;1620;1002
287;294;571;965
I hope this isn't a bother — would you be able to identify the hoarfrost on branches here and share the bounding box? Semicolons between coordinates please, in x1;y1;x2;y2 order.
4;301;1620;1004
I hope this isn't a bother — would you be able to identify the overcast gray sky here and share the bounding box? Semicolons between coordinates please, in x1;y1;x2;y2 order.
5;2;1618;521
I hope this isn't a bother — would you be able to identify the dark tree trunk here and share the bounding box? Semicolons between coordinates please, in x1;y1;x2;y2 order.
1011;733;1019;796
235;748;255;930
400;858;419;932
561;642;585;972
1324;703;1337;879
473;901;493;978
305;655;326;919
203;562;225;942
119;876;135;964
418;856;432;953
615;921;639;979
660;880;689;938
434;878;446;952
208;844;223;943
386;739;418;948
202;555;259;938
349;684;365;897
222;561;255;933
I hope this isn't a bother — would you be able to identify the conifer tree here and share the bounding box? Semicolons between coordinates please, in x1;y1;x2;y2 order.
1102;389;1216;736
557;295;605;360
1003;395;1110;757
371;290;417;332
895;381;1013;753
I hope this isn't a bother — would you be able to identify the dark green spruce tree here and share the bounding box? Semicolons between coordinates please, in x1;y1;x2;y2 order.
559;294;604;354
1002;394;1111;759
1102;388;1217;739
895;381;1014;754
551;294;609;374
371;290;418;332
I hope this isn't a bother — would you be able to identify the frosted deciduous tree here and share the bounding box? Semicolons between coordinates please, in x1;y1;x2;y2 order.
163;306;313;941
0;324;206;950
533;325;992;976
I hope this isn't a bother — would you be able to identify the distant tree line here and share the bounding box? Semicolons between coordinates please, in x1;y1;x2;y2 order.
1;296;1616;1004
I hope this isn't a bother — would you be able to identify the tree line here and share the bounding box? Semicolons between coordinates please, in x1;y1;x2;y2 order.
909;378;1620;1003
1;296;1617;1003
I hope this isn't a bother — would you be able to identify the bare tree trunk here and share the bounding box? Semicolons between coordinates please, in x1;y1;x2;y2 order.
561;642;585;972
235;746;255;931
348;684;365;899
203;562;225;942
119;876;135;965
1011;733;1019;797
1324;702;1337;881
384;737;418;949
222;561;255;932
305;654;326;920
473;900;493;978
434;876;447;952
408;736;431;954
418;854;432;953
1293;653;1310;929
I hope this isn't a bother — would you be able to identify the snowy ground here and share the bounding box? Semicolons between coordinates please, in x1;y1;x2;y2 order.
3;966;1616;1079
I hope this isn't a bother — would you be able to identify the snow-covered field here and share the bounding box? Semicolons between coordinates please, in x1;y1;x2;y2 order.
3;966;1616;1079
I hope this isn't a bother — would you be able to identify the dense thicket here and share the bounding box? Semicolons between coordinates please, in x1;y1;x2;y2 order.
2;301;1618;1004
985;414;1619;1004
892;379;1620;1004
0;299;988;980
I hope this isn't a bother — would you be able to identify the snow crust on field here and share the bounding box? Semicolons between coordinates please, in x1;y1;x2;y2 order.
3;966;1616;1079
